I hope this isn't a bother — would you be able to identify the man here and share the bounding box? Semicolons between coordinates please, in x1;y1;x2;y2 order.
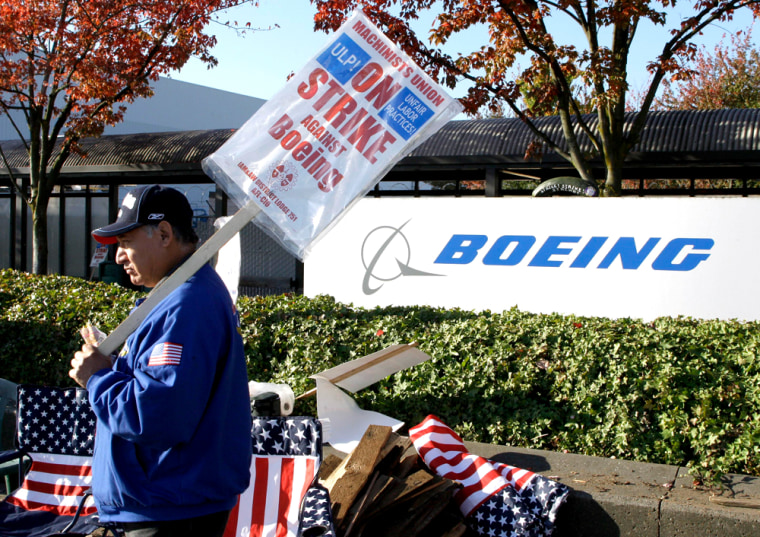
69;184;252;537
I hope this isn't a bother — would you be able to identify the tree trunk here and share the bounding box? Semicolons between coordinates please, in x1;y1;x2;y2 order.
603;166;623;197
30;181;51;275
600;110;627;197
602;138;626;196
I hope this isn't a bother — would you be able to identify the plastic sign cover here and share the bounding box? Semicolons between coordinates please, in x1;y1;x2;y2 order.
202;10;463;260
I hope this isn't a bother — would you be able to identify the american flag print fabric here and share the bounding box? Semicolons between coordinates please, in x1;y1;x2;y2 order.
299;484;335;537
0;385;101;537
223;417;333;537
4;452;94;516
409;415;569;537
147;342;183;366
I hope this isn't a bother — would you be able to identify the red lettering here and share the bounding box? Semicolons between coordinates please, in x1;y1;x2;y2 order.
292;141;313;161
362;131;397;164
324;94;358;128
302;146;324;168
280;130;301;150
313;79;346;111
365;76;402;109
338;108;368;137
345;116;384;152
321;170;344;192
268;114;293;139
351;63;383;92
297;68;329;100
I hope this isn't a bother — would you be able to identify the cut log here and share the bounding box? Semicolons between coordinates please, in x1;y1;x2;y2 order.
321;428;468;537
322;424;393;527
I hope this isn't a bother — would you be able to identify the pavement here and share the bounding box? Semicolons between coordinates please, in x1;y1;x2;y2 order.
4;438;757;536
466;441;760;537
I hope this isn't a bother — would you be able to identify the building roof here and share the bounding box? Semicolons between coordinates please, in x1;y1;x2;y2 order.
1;108;759;182
408;108;760;161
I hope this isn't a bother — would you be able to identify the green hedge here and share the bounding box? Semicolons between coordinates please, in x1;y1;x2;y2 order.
1;268;758;482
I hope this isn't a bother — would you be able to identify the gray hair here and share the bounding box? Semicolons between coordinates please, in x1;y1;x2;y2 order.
144;223;199;246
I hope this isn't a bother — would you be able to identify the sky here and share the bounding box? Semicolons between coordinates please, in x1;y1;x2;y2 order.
169;0;758;105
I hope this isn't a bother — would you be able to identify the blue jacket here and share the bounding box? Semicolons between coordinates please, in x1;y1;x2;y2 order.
87;263;252;523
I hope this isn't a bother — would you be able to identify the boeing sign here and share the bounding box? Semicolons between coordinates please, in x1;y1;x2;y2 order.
306;197;760;321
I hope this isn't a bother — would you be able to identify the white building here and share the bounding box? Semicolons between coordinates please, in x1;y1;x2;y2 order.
0;76;265;139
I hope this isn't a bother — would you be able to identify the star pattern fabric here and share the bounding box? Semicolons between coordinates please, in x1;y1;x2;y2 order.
224;417;335;537
16;385;96;456
410;414;569;537
251;417;321;458
467;471;569;537
299;483;336;537
0;385;101;537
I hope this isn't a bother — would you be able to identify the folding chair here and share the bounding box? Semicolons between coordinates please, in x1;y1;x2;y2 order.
0;384;110;536
0;379;17;448
223;416;335;537
1;378;23;494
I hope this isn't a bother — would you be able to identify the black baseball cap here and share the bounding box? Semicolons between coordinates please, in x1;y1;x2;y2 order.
92;185;194;245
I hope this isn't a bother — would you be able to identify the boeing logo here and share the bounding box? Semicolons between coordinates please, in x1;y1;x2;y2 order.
361;222;715;295
361;220;442;295
435;235;714;271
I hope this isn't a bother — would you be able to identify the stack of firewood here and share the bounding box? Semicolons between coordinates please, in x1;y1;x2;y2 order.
319;425;471;537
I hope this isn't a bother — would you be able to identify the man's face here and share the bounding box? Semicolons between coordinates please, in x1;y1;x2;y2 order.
114;226;165;288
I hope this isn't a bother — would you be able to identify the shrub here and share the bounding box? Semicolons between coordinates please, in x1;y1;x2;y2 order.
0;269;137;385
1;268;758;481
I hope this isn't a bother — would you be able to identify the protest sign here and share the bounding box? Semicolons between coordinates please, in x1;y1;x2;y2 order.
89;245;108;268
202;9;463;259
94;10;460;356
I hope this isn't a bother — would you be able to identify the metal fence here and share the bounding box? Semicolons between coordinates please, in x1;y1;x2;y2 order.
0;182;301;297
2;175;758;296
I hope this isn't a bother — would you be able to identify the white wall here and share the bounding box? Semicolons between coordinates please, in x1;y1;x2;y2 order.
102;77;265;134
305;197;759;321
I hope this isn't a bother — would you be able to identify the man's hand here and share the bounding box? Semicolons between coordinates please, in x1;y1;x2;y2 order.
70;344;113;388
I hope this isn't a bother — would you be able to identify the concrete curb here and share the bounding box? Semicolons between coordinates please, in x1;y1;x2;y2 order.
466;441;760;537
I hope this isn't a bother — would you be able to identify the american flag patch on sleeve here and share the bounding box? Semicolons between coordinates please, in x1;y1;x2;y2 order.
147;342;183;366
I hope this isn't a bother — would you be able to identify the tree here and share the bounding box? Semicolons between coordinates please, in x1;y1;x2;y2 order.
621;28;760;193
654;28;760;110
0;0;254;274
312;0;760;197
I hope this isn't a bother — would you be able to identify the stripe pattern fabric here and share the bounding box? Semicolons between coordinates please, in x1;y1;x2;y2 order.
223;417;335;537
410;414;569;537
5;453;95;516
